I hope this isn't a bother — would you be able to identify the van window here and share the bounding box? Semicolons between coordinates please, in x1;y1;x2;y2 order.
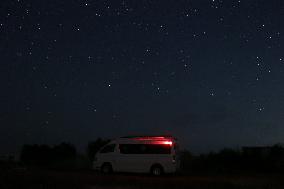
100;144;115;153
119;144;171;154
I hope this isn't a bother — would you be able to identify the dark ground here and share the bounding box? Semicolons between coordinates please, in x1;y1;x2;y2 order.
1;168;284;189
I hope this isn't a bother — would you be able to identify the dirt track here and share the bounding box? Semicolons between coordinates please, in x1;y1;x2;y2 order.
1;169;284;189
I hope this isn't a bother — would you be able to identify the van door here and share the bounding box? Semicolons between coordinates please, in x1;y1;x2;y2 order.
115;144;143;172
97;144;116;169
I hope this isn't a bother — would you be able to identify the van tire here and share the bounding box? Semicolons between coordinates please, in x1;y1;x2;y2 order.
101;163;113;174
150;164;164;176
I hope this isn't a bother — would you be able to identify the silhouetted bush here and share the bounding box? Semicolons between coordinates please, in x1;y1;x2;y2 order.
179;150;193;172
179;144;284;174
20;142;77;168
20;140;284;173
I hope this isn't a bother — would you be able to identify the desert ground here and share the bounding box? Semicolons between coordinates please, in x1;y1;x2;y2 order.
1;169;284;189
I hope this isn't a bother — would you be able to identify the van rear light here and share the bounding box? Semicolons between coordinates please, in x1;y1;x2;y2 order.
162;141;172;145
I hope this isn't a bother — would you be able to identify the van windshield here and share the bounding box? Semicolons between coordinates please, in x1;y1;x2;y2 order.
100;144;115;153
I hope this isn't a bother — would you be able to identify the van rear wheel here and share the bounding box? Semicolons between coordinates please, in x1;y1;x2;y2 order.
101;163;112;174
151;165;163;176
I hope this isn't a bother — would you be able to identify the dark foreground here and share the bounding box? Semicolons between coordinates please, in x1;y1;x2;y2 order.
1;169;284;189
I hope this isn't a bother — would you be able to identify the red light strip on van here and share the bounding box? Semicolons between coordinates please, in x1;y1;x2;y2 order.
131;137;173;146
132;136;172;140
152;141;172;146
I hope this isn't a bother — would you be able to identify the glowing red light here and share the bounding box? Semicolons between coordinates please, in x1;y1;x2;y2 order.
162;141;173;145
153;141;173;145
130;136;173;146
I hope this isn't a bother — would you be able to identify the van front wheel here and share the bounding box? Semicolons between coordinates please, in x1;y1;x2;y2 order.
101;163;113;174
150;165;163;176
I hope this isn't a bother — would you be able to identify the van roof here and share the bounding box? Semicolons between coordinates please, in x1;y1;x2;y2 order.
120;135;175;139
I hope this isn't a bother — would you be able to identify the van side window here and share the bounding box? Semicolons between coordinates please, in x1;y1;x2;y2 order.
119;144;171;154
100;144;115;153
119;144;143;154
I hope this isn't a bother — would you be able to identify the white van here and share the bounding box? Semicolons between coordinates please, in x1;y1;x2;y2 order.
93;136;179;175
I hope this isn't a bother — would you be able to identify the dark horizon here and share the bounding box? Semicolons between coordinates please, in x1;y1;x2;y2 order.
1;0;284;156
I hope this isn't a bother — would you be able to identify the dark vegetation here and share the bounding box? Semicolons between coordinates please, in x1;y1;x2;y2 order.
20;143;77;168
16;140;284;174
180;144;284;174
1;139;284;188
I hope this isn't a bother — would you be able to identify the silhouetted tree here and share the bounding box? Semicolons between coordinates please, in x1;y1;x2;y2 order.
267;144;284;172
53;142;77;161
179;150;193;172
20;143;77;167
270;144;284;160
215;148;241;172
20;144;52;166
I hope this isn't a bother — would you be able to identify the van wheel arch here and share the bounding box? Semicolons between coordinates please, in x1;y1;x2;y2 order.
150;164;164;176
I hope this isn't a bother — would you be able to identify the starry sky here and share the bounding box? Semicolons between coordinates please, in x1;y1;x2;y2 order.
1;0;284;154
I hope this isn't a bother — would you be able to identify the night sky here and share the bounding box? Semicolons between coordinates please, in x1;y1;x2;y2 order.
1;0;284;155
